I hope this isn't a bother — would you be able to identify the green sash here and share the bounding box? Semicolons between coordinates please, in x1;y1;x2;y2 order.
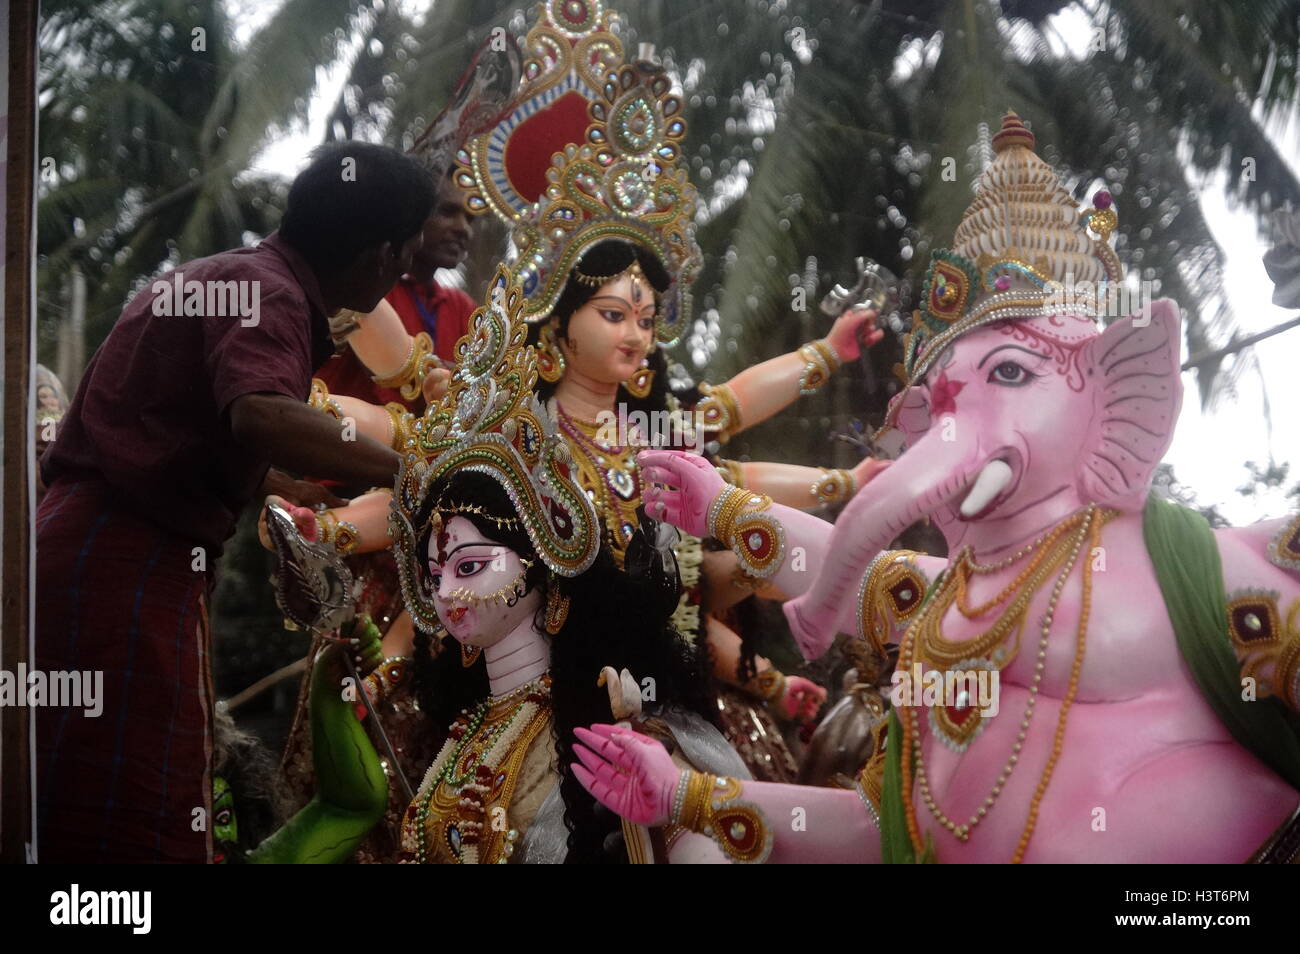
878;497;1300;862
1142;494;1300;790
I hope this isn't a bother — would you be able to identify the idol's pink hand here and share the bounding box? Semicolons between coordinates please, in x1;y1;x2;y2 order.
571;723;678;826
637;449;725;537
257;495;320;550
827;307;883;362
780;675;827;722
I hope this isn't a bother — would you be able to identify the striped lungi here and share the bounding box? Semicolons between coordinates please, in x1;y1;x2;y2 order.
35;478;214;863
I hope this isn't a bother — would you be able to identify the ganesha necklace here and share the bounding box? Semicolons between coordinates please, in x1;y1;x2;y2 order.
899;505;1109;859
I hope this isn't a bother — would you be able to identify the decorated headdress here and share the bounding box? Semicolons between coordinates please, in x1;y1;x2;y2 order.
390;266;601;634
897;111;1122;389
454;0;701;346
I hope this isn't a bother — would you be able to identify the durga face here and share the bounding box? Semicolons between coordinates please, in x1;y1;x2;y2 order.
423;515;540;648
557;271;657;385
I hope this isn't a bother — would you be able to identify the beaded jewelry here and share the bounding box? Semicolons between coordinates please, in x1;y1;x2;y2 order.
672;771;772;864
797;339;840;395
405;673;553;864
810;467;856;506
707;485;785;579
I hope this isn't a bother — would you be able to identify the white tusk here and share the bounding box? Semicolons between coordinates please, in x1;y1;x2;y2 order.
960;459;1013;517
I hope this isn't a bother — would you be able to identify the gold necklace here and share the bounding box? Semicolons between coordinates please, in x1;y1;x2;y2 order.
898;506;1109;855
919;515;1083;671
556;404;641;565
951;512;1088;619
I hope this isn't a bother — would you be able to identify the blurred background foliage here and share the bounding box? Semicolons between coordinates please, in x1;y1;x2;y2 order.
36;0;1300;699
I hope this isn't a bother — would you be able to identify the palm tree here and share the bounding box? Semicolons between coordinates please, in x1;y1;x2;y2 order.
36;0;366;369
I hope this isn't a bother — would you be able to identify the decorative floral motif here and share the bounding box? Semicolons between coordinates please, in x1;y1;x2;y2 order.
928;372;965;417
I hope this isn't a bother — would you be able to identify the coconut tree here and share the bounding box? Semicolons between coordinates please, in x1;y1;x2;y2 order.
36;0;366;368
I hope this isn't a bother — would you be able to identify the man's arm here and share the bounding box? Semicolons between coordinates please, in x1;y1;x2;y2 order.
230;392;399;489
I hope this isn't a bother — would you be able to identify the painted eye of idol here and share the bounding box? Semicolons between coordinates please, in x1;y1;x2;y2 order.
978;344;1047;388
589;294;656;331
426;545;503;592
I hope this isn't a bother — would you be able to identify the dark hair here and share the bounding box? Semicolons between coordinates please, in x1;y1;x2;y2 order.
212;705;288;860
408;470;713;863
280;141;436;272
531;240;673;417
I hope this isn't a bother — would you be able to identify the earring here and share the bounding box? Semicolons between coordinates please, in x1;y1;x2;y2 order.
625;359;654;399
461;644;482;667
544;579;571;635
538;321;566;383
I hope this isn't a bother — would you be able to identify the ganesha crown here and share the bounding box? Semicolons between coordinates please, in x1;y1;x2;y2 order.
900;111;1124;386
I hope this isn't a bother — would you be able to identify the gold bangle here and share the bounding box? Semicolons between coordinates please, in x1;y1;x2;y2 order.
315;510;339;545
708;485;784;579
707;486;751;547
373;332;435;401
334;521;360;555
328;308;364;344
811;467;856;506
676;772;772;863
308;378;345;420
714;458;746;488
697;382;743;443
744;668;786;703
797;338;840;395
1276;629;1300;711
361;656;411;704
385;402;414;451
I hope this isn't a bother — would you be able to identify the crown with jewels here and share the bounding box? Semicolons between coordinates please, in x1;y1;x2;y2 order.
390;265;601;634
898;111;1123;388
453;0;701;346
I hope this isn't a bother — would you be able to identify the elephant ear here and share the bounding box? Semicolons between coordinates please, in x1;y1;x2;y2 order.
1078;298;1184;512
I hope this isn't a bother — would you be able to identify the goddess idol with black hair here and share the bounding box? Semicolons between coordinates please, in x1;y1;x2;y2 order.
251;267;748;863
297;2;889;781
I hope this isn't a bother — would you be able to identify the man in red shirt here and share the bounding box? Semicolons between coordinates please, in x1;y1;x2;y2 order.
35;141;435;863
314;169;478;409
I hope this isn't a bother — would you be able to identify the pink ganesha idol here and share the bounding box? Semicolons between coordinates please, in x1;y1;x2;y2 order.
570;112;1300;863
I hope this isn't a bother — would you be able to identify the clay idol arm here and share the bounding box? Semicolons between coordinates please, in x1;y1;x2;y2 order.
572;723;879;863
639;449;834;601
714;456;892;511
247;644;388;863
702;308;883;441
338;299;445;402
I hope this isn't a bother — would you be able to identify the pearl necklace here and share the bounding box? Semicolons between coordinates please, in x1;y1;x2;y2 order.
899;505;1109;859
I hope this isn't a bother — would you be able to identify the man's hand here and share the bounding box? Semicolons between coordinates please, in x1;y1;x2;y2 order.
260;468;348;510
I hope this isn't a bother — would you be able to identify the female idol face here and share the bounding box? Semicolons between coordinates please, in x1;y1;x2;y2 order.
424;516;541;648
559;272;656;385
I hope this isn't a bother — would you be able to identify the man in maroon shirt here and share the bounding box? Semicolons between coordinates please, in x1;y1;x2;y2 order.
314;169;478;410
35;141;435;863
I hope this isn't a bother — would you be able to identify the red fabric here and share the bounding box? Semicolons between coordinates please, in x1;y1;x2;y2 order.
504;89;592;203
42;232;331;555
35;479;213;863
314;278;476;409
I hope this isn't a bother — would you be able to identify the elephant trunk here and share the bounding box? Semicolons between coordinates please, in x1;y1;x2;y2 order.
784;427;986;657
